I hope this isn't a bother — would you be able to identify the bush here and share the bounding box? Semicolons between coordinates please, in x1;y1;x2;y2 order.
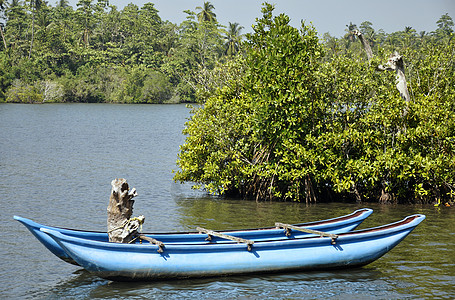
5;79;44;103
40;80;65;102
142;71;172;103
175;4;325;201
175;4;455;204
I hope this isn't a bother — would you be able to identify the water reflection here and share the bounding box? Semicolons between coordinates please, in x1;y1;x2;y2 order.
366;204;455;299
174;196;364;230
171;198;455;299
48;267;394;300
45;270;106;299
2;104;455;299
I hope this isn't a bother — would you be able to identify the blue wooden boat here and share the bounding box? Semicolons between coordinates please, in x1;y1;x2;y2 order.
15;209;372;265
40;214;425;281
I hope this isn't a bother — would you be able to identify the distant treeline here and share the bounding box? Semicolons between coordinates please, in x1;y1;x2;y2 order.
0;1;453;104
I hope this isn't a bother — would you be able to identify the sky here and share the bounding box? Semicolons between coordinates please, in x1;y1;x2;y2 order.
65;0;455;37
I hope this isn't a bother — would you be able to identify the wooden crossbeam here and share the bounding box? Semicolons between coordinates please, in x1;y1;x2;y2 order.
197;227;254;251
275;222;338;244
137;235;165;253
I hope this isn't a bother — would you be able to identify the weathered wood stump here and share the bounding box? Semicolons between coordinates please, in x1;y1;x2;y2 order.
378;51;411;106
353;30;373;61
107;178;144;243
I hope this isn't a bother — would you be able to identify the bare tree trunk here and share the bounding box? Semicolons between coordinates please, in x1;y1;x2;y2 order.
353;30;373;61
29;12;35;59
378;52;411;106
354;30;411;106
378;51;411;133
107;178;144;243
0;25;6;50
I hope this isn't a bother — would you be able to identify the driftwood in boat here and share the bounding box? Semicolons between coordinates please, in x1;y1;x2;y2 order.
107;178;144;243
137;235;165;253
275;222;338;244
197;227;254;251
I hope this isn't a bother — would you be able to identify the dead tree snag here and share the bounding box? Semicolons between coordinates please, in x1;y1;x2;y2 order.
379;52;411;110
107;178;144;243
353;30;373;61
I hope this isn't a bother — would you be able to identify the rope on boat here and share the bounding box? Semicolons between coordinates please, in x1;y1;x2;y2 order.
107;216;145;233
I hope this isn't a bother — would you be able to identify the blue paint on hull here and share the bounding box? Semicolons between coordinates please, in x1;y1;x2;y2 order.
41;214;425;281
14;208;372;265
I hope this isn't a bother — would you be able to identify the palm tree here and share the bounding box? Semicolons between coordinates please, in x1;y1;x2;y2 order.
77;0;94;47
224;22;243;55
403;26;416;47
345;22;357;41
28;0;44;58
436;13;454;36
9;0;21;8
36;7;50;31
359;21;376;46
56;0;69;8
196;1;216;23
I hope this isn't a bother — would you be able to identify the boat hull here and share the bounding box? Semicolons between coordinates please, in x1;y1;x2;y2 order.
14;208;372;265
41;214;425;281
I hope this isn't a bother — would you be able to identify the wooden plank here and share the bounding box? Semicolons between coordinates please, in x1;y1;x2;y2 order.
137;235;165;253
197;227;254;251
275;222;338;244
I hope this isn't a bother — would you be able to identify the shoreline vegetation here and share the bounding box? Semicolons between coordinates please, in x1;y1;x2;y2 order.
0;1;452;105
1;1;454;205
173;4;455;205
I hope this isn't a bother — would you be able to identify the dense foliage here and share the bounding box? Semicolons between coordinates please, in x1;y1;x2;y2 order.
175;4;455;204
2;1;454;204
0;0;242;103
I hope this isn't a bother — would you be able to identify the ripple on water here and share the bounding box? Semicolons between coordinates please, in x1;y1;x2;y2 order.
1;104;454;299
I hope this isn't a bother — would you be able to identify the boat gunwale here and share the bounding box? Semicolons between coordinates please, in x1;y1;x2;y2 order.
15;208;372;236
41;214;425;252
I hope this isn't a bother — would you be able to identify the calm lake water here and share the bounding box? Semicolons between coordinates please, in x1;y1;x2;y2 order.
0;103;454;299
